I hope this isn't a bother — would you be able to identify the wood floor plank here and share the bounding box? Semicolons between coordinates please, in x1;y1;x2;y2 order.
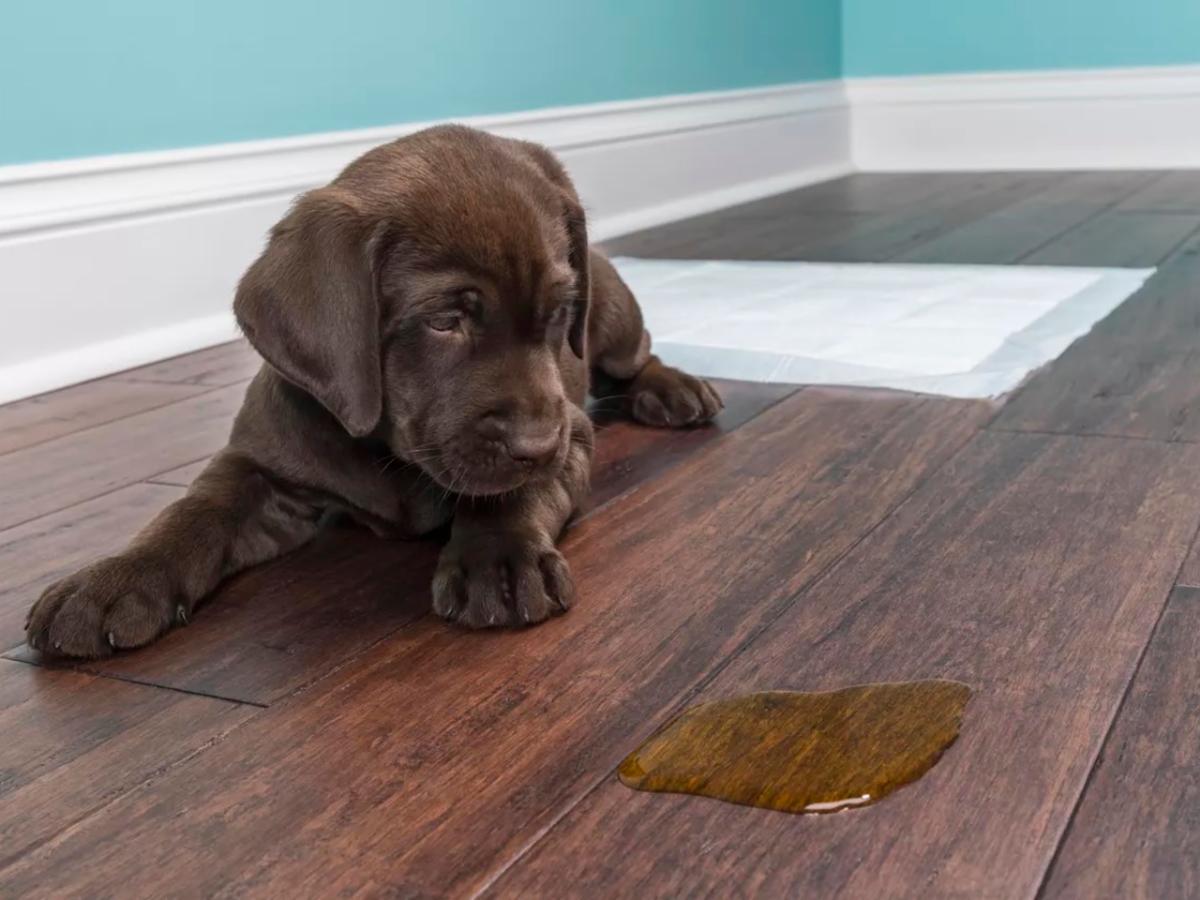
492;432;1200;899
895;172;1158;264
0;378;205;457
144;457;211;487
6;382;793;705
0;658;252;871
1175;533;1200;587
605;173;1064;262
788;173;1066;263
1040;586;1200;900
587;379;796;510
1118;172;1200;211
115;340;261;387
993;229;1200;439
0;483;186;653
0;383;244;531
0;390;990;897
1023;211;1200;268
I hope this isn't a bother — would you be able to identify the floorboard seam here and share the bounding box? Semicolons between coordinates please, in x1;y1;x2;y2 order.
986;425;1184;444
140;453;215;486
263;388;812;712
1033;500;1200;899
1013;175;1169;264
0;698;257;879
0;379;247;465
584;386;805;521
879;174;1071;263
469;397;986;897
0;653;270;708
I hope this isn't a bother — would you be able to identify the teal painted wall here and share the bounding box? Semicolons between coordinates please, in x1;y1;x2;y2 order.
844;0;1200;76
0;0;841;166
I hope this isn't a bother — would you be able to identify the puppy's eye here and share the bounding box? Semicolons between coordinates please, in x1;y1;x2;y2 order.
426;314;462;333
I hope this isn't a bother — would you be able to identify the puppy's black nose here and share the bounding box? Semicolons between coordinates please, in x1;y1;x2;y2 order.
477;416;561;465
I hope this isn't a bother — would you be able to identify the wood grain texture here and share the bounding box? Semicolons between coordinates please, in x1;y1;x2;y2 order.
0;390;990;898
1024;211;1200;268
587;379;795;510
0;383;244;531
896;172;1157;264
493;432;1200;899
6;381;792;705
144;457;211;487
780;173;1066;263
115;340;261;386
1040;586;1200;900
0;483;185;653
1119;172;1200;211
0;658;252;870
0;379;204;457
994;229;1200;439
605;173;1065;262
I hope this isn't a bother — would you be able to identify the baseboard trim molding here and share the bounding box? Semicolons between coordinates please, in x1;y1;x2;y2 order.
848;63;1200;171
0;81;850;404
0;313;240;405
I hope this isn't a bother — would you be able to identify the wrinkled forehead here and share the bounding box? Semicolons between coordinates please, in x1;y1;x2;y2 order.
383;188;574;300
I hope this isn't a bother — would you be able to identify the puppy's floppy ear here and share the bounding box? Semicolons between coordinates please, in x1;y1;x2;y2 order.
563;199;590;359
234;187;384;437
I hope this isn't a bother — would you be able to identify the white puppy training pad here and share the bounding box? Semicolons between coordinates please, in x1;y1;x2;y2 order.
611;258;1152;399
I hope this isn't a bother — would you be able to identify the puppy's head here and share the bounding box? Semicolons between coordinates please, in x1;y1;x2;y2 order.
234;125;589;496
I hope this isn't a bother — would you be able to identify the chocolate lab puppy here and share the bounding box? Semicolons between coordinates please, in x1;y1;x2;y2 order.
26;125;722;658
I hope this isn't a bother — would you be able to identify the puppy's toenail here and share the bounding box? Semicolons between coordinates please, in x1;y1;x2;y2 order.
107;632;116;647
176;604;189;625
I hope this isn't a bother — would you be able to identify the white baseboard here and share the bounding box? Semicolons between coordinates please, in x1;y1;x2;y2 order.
0;81;850;404
848;64;1200;171
16;64;1200;403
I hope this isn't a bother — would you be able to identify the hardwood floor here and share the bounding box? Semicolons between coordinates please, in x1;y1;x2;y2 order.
2;171;1200;897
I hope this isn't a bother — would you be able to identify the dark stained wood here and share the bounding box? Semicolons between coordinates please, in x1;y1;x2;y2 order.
600;210;872;261
115;339;261;386
492;432;1200;898
587;378;796;510
0;379;204;457
0;383;244;531
1119;172;1200;211
606;173;1066;262
1040;586;1200;900
0;390;991;897
5;381;794;705
0;658;252;869
994;228;1200;439
0;483;185;653
1175;533;1200;588
23;522;442;705
144;456;211;487
782;172;1066;263
1024;211;1200;268
896;172;1158;264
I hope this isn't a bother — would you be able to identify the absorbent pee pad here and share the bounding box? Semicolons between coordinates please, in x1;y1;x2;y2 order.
611;258;1151;399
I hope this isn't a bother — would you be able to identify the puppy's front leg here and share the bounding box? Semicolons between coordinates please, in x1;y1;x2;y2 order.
26;451;323;657
432;407;594;628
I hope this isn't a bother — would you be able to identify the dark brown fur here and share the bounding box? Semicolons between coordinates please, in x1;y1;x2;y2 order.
26;125;722;657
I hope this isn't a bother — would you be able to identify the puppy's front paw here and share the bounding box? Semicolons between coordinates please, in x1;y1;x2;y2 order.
26;557;181;658
432;530;574;629
630;364;723;428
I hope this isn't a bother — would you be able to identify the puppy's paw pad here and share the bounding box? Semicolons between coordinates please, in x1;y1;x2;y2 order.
630;366;723;428
433;533;573;630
